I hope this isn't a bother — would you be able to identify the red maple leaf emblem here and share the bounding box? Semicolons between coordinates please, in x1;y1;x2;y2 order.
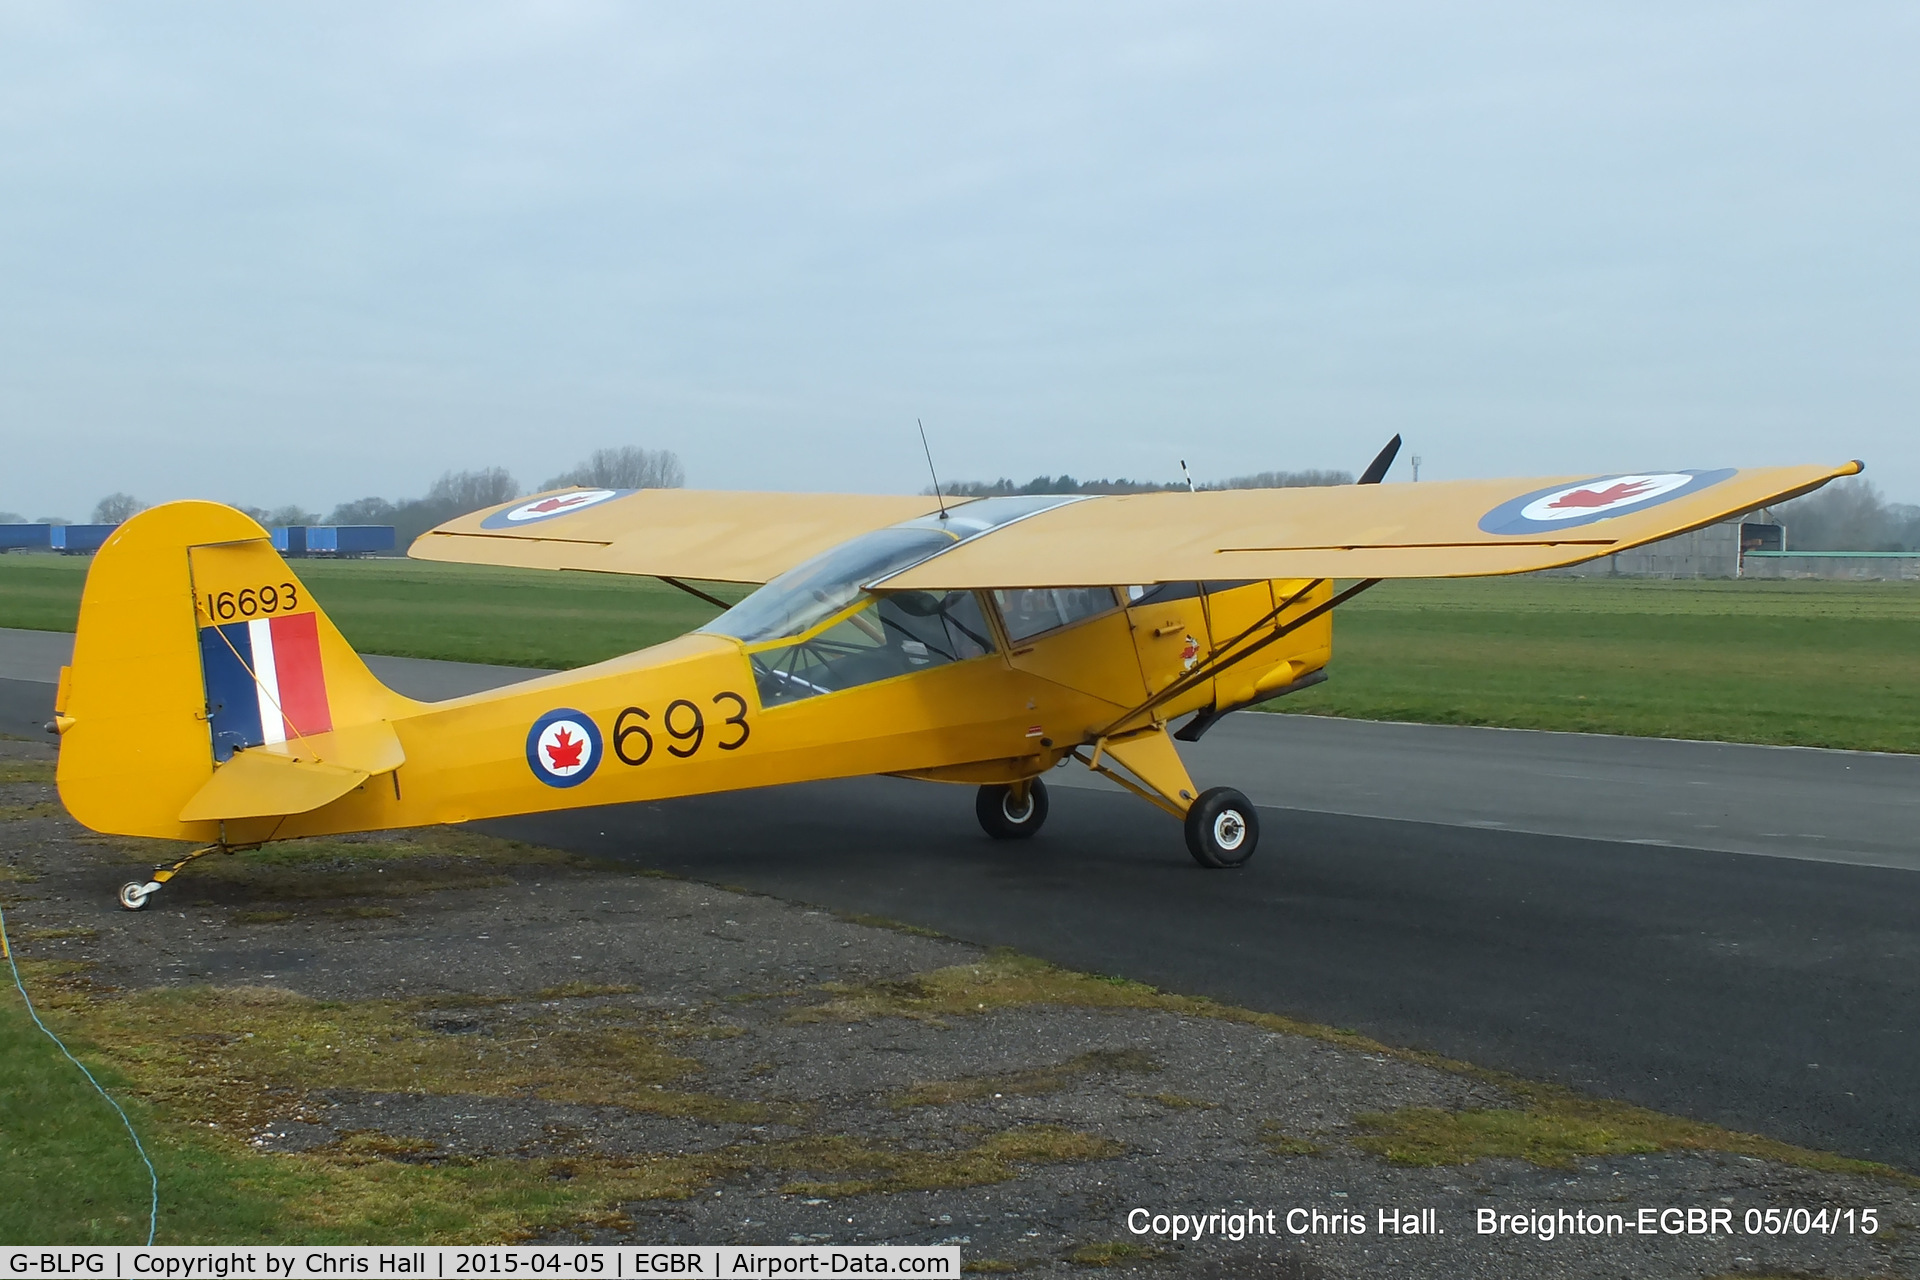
1548;480;1656;510
544;727;585;770
526;494;591;514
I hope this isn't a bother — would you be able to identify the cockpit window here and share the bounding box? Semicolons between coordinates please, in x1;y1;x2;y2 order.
701;493;1085;704
700;527;957;645
1124;580;1258;606
749;591;998;708
700;494;1083;646
993;587;1122;642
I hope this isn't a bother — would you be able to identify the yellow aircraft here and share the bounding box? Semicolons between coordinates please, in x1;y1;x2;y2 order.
50;443;1859;909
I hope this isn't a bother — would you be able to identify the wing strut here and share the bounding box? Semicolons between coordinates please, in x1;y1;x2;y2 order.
1100;577;1380;739
657;576;732;609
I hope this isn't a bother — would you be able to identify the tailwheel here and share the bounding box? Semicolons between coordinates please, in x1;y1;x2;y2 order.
1185;787;1259;869
976;779;1049;840
114;843;227;910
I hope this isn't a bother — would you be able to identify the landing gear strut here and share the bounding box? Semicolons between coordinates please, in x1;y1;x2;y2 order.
976;779;1049;840
117;843;228;910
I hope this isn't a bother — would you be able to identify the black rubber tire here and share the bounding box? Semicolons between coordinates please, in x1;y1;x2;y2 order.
976;779;1049;840
118;881;154;910
1184;787;1259;868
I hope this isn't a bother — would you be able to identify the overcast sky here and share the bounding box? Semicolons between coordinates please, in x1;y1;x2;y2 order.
2;2;1915;521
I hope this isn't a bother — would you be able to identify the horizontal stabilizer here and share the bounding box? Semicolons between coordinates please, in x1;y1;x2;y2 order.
179;751;367;822
177;720;403;822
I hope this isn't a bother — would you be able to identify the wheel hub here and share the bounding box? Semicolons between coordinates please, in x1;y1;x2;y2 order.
1212;810;1246;851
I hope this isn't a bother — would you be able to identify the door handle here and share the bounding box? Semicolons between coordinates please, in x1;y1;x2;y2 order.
1152;623;1185;637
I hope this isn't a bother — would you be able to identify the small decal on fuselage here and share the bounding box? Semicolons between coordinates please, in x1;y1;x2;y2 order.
526;709;603;788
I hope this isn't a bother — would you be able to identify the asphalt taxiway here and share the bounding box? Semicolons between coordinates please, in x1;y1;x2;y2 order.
5;626;1917;1169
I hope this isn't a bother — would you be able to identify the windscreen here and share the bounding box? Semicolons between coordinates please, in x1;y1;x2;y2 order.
748;590;998;707
699;527;958;644
700;494;1084;646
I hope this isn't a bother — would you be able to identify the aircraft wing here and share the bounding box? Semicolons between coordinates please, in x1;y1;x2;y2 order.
411;488;946;584
876;463;1860;589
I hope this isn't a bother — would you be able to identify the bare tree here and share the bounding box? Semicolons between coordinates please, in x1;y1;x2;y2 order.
427;468;520;512
92;493;147;523
327;497;400;525
300;470;520;549
543;447;685;491
1772;477;1919;551
263;504;321;528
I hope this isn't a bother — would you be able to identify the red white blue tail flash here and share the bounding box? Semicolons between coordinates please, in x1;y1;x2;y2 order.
198;613;333;761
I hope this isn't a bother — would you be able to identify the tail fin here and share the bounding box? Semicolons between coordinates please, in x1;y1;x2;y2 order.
56;502;416;842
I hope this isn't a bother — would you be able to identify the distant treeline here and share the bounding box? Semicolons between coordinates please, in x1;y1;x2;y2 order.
940;468;1354;497
326;447;685;546
1771;478;1920;552
6;447;685;550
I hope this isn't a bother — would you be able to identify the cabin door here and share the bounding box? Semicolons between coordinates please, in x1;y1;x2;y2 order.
1125;584;1214;703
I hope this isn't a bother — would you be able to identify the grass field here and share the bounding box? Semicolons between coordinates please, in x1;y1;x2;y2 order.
1279;577;1920;754
0;987;295;1243
2;553;1916;752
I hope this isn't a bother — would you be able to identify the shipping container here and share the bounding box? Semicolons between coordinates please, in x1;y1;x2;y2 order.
272;525;396;557
328;525;395;555
0;524;54;550
51;525;116;553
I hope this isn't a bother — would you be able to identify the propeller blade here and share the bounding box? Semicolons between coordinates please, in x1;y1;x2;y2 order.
1358;434;1402;485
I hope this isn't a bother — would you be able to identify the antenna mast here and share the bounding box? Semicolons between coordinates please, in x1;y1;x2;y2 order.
918;419;950;520
1179;459;1196;493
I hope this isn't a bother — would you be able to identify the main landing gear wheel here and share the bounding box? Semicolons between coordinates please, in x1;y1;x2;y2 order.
1185;787;1259;869
976;779;1049;840
118;880;159;911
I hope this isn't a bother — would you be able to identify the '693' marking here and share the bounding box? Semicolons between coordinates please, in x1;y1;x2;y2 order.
613;692;750;766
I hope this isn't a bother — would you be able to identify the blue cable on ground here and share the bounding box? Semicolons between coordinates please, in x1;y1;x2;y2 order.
0;902;158;1246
